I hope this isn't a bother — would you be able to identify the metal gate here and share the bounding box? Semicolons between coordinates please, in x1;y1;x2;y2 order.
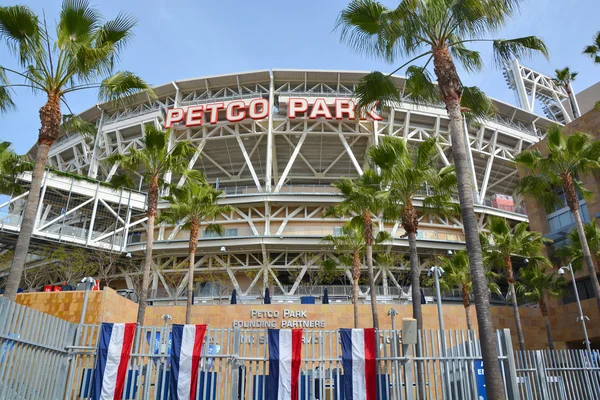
1;297;525;399
515;349;600;399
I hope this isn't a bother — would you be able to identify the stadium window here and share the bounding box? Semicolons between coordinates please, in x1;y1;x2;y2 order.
225;228;238;237
563;275;600;304
333;227;342;236
204;229;219;238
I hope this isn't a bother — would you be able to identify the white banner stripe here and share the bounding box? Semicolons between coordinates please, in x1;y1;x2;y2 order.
177;325;196;400
100;323;125;399
352;329;366;400
278;330;293;399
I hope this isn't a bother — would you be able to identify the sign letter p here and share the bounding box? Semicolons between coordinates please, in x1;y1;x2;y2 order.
165;108;185;128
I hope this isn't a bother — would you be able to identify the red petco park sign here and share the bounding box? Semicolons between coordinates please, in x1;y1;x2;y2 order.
164;98;382;128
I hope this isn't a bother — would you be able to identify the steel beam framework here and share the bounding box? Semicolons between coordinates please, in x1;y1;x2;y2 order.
7;70;556;300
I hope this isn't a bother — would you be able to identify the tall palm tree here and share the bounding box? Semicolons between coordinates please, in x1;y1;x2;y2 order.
554;219;600;274
322;218;391;327
159;182;233;323
336;2;547;396
0;2;151;300
583;31;600;64
516;126;600;311
481;217;551;352
325;170;386;328
552;67;580;119
108;126;198;324
369;136;458;331
516;265;565;351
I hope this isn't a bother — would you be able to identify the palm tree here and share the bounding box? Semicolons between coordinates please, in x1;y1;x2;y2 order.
552;67;580;119
108;126;198;324
481;217;551;352
336;2;548;396
516;266;566;350
438;251;473;330
438;251;501;332
159;182;233;323
516;125;600;311
583;31;600;64
322;218;391;327
554;219;600;274
0;2;151;301
369;136;458;331
325;170;386;328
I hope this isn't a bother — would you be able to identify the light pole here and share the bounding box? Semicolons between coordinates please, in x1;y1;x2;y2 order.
428;266;445;331
429;265;451;397
559;265;592;355
79;277;95;327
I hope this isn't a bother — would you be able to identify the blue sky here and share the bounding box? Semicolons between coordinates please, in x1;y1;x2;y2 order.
1;0;599;154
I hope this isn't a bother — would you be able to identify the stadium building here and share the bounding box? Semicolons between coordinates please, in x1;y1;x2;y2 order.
0;67;565;305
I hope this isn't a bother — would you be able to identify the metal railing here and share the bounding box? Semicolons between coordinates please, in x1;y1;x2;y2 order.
3;297;600;399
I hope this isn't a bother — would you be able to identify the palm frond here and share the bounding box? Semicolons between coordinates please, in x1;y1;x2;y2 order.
492;36;549;67
336;0;391;59
0;5;40;65
98;71;154;104
95;12;136;52
449;42;483;73
61;114;96;136
57;0;100;48
0;85;15;113
404;65;439;105
354;71;400;112
461;86;494;120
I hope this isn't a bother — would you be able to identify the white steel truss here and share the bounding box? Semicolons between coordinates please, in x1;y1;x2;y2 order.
504;59;577;124
13;69;557;299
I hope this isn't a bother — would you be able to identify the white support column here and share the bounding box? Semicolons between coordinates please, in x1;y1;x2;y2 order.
403;111;411;139
568;82;581;118
463;121;480;201
265;71;275;192
264;200;271;236
33;173;49;231
511;59;532;112
478;130;498;204
88;109;105;179
234;132;262;192
387;108;395;137
338;133;363;175
177;138;206;188
275;130;308;192
85;184;101;246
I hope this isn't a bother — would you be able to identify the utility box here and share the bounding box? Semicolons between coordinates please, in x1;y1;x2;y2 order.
491;194;514;212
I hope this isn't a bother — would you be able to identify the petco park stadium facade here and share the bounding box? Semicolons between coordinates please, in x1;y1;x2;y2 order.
1;69;558;304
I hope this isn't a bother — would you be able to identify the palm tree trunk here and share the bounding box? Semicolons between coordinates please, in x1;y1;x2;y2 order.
363;210;379;329
563;173;600;310
506;257;526;351
509;282;525;351
136;175;159;325
462;284;473;331
352;251;360;328
465;305;473;332
186;217;199;324
4;95;61;300
539;297;554;350
433;45;505;400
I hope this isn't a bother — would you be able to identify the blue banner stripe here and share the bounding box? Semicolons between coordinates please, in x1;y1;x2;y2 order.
267;329;280;400
92;323;114;400
169;324;184;400
340;329;353;400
